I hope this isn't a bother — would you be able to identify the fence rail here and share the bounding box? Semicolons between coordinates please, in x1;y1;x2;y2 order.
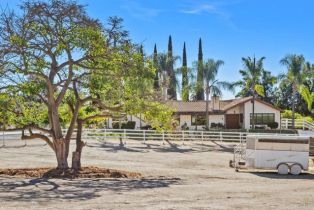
281;118;314;131
76;129;301;144
0;128;307;148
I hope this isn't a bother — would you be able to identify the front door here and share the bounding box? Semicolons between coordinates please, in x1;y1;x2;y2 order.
225;114;242;129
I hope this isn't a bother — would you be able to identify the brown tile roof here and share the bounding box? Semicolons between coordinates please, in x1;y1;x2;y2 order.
166;96;281;113
222;96;282;112
222;96;252;111
166;101;212;113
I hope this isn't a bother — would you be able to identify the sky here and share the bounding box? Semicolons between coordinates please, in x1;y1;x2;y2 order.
1;0;314;99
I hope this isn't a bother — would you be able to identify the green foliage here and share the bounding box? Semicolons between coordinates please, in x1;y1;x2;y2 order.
281;110;302;119
281;110;313;123
181;42;189;102
142;102;174;132
267;122;278;129
195;38;204;100
299;85;314;112
254;84;265;97
235;56;267;98
113;121;136;129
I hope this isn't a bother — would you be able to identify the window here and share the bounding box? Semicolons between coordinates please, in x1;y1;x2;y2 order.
191;115;206;126
250;113;275;125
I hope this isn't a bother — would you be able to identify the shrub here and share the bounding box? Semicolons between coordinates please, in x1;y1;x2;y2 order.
113;121;136;129
267;122;279;129
210;123;224;129
249;129;297;134
121;121;136;129
282;110;302;119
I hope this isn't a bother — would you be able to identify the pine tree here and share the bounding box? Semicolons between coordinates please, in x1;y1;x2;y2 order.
196;38;204;100
182;42;189;101
167;35;177;100
153;44;159;90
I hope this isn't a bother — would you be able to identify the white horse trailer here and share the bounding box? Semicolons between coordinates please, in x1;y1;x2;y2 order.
233;135;310;175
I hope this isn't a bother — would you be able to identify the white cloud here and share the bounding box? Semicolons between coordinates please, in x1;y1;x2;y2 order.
120;0;163;21
181;4;217;14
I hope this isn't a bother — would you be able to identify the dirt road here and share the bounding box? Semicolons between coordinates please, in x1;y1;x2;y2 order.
0;138;314;209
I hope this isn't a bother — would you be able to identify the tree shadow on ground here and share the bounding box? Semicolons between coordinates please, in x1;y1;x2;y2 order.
0;176;181;202
249;172;314;179
87;142;148;153
86;140;235;154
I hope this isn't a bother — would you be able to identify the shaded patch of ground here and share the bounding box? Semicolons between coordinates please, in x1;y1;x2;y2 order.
0;167;141;179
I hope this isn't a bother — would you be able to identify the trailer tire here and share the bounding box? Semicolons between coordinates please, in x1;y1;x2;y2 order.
277;163;289;175
290;164;302;175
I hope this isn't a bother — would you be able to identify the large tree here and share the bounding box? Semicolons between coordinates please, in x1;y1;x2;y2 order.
0;0;172;170
181;42;189;101
195;38;204;100
202;59;233;130
280;54;307;128
0;0;109;169
167;35;177;100
234;56;265;129
153;44;159;90
157;52;179;101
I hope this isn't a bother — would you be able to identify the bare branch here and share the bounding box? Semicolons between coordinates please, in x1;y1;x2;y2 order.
22;129;55;151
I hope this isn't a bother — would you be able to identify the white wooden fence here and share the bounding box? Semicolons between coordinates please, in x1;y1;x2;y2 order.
77;129;300;144
0;128;306;148
281;118;314;131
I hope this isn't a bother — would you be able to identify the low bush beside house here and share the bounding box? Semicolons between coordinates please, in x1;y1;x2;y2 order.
249;129;297;134
113;121;136;129
267;122;279;129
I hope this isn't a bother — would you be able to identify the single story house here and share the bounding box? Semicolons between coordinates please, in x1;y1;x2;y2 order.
166;96;281;130
106;96;281;130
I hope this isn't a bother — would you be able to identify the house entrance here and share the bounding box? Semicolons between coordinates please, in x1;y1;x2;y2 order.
226;114;243;129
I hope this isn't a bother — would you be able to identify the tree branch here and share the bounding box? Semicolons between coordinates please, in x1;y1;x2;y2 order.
22;129;55;151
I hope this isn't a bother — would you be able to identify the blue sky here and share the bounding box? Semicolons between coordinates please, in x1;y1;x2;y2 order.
1;0;314;99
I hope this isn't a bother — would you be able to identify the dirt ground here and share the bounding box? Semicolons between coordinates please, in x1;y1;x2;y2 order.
0;135;314;210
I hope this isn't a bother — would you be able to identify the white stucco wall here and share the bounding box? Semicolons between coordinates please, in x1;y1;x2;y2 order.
243;101;281;129
107;115;147;129
226;105;244;114
179;114;225;130
180;115;192;127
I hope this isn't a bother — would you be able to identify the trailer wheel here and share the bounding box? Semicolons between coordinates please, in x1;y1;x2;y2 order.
290;164;302;175
277;163;289;175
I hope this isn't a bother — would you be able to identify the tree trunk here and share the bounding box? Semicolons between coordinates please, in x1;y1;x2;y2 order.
54;138;69;170
292;85;296;129
252;94;255;130
72;120;85;171
205;87;209;130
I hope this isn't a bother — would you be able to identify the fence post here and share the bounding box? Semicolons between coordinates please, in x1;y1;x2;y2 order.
2;130;4;147
286;119;288;129
162;131;165;145
124;129;126;144
182;131;185;145
201;131;203;142
220;131;223;143
104;129;107;142
143;130;146;143
303;120;305;130
239;132;242;144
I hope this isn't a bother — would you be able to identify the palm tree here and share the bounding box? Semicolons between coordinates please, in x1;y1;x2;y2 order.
202;59;234;130
280;54;306;129
234;56;265;129
300;62;314;113
157;53;180;101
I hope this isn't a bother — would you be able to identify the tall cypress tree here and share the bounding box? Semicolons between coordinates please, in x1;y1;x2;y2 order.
153;44;159;90
167;35;177;100
182;42;189;101
196;38;204;100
